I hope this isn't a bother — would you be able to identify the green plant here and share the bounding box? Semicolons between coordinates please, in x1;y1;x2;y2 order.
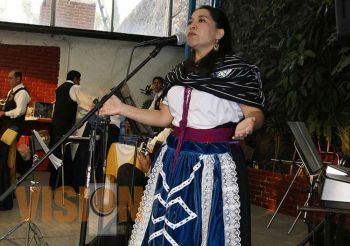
142;98;153;109
140;84;154;109
140;84;153;96
223;0;350;142
338;126;350;155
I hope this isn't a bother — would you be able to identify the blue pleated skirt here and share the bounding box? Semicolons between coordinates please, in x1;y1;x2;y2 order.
129;134;244;246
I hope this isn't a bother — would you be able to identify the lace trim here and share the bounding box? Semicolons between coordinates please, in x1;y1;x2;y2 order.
200;155;215;246
151;195;198;229
219;153;241;246
165;196;197;229
160;169;170;192
129;145;167;246
167;161;201;198
148;228;179;246
130;150;240;246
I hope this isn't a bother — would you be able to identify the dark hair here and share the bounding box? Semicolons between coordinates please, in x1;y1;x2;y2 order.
152;76;165;85
196;5;233;55
66;70;81;81
183;6;233;76
13;70;22;80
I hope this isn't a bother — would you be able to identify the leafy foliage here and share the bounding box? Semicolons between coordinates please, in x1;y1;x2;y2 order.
222;0;350;143
140;84;153;96
142;98;153;109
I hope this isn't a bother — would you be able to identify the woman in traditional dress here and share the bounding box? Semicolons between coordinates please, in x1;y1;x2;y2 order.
100;5;265;246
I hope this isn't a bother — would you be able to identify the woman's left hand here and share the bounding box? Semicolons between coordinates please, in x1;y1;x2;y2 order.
99;95;124;116
232;117;256;140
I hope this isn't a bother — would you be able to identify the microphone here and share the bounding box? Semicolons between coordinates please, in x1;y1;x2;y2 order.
135;32;186;47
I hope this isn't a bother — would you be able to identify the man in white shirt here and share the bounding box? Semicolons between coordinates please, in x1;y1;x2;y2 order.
49;70;94;188
148;76;165;134
148;76;164;110
0;70;31;135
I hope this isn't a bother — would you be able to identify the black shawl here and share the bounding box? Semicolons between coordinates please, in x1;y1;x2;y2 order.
163;54;265;110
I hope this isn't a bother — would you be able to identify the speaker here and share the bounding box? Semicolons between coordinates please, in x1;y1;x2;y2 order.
335;0;350;37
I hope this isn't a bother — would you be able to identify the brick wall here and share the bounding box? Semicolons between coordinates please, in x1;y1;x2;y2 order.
40;0;96;30
0;44;60;104
249;167;350;229
248;168;309;217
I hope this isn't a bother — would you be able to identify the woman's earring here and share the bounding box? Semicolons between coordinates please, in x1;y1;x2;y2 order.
214;41;219;51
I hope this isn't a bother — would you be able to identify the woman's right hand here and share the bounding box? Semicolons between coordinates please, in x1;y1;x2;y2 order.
99;95;123;116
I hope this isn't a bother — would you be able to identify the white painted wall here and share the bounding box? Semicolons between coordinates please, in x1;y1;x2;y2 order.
0;30;185;106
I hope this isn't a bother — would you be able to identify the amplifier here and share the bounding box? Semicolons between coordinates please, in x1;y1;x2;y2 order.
320;166;350;209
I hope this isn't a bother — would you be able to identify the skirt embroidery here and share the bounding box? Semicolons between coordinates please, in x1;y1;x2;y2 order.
130;142;242;246
159;169;170;192
148;160;201;244
200;155;215;246
149;228;179;246
220;153;241;245
167;161;201;198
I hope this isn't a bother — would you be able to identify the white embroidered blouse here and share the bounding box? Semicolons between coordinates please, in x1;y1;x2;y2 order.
163;85;244;129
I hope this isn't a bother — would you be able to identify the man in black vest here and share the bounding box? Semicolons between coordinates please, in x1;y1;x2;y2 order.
49;70;94;188
0;70;31;136
0;70;30;210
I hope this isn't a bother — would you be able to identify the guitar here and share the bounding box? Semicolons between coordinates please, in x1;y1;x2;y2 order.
139;137;150;156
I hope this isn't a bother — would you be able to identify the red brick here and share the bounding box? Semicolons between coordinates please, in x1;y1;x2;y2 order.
0;44;59;103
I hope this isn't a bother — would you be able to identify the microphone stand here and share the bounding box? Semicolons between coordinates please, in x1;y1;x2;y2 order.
79;118;97;246
0;45;163;245
96;115;110;243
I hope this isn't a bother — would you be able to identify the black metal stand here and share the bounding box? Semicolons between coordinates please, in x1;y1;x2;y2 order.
0;181;47;246
79;115;110;246
267;143;322;234
266;161;305;229
0;45;163;246
297;206;350;246
0;133;47;245
79;120;99;246
268;122;325;234
96;116;110;245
